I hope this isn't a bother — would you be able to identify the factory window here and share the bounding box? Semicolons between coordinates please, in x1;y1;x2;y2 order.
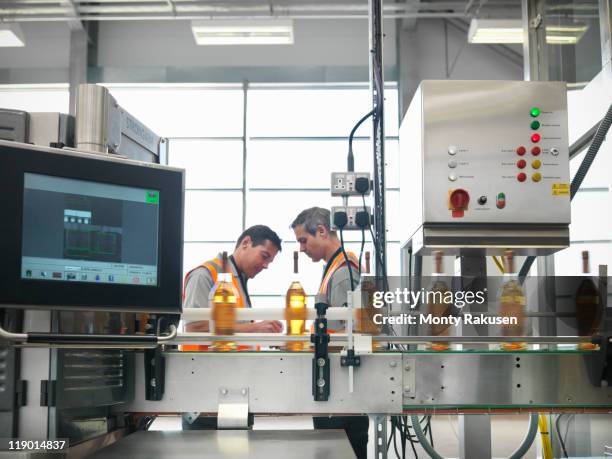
0;83;400;308
0;84;69;112
107;83;401;308
107;84;247;282
246;85;401;306
551;85;612;276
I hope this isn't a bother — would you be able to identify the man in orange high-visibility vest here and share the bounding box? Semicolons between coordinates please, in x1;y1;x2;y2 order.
182;225;283;430
183;224;283;335
291;207;368;459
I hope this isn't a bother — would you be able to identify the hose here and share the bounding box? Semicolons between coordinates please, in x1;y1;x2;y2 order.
410;415;443;459
510;414;540;459
410;413;539;459
519;101;612;280
538;414;554;459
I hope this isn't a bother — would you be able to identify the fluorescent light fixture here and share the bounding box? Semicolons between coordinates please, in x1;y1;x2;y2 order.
468;18;587;45
191;20;294;45
0;23;25;47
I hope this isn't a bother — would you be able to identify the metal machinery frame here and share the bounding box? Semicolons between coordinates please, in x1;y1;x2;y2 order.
1;2;612;458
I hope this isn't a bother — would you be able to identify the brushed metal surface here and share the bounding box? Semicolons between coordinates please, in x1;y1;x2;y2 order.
400;80;571;254
87;430;355;459
75;84;115;154
123;351;612;414
123;352;403;414
403;352;612;408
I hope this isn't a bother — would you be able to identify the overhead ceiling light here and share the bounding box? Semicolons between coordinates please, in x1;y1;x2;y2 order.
468;18;587;45
191;20;294;45
0;23;25;47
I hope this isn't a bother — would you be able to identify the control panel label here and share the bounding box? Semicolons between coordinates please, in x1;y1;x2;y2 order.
552;183;570;196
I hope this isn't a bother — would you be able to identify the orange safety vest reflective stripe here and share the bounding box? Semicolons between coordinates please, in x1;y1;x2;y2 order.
181;256;249;352
316;250;360;334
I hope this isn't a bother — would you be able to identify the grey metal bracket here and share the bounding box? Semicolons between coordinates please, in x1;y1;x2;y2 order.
40;380;56;407
373;415;388;459
217;387;249;430
182;411;200;425
402;355;416;399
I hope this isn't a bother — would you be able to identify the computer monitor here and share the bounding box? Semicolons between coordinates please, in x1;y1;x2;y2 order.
0;140;184;313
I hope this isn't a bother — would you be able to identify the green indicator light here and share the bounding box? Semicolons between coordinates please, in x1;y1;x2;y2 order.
146;190;159;204
531;121;540;130
530;107;541;117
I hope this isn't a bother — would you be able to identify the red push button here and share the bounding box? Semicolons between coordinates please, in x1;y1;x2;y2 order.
517;172;527;182
516;146;526;156
449;189;470;209
531;146;541;156
531;133;541;143
516;159;526;169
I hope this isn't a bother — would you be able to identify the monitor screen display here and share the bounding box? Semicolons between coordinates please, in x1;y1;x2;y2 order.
0;141;184;313
21;173;160;287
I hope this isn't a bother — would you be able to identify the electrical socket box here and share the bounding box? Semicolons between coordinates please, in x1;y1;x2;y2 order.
331;172;371;196
331;206;372;231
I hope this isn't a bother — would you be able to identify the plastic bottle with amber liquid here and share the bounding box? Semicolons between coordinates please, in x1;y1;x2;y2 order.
285;251;307;351
575;251;601;350
499;250;527;351
211;251;238;351
427;251;452;351
356;252;383;350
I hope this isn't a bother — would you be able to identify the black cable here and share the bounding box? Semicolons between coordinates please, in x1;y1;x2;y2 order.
392;417;402;458
339;227;355;292
357;191;369;279
427;416;434;448
363;194;388;289
518;102;612;281
563;414;575;456
348;109;376;172
358;228;366;278
555;414;570;458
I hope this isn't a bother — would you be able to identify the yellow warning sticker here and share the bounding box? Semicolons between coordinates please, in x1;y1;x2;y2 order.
552;183;570;196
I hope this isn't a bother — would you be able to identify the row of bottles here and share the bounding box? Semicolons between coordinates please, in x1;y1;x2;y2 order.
210;251;308;352
208;248;601;352
423;249;528;351
425;249;601;351
209;250;379;352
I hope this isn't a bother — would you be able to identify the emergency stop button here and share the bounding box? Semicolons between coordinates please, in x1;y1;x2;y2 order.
449;189;469;218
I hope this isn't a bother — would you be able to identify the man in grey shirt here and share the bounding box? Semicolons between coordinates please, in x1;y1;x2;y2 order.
181;225;283;430
183;224;284;334
291;207;368;459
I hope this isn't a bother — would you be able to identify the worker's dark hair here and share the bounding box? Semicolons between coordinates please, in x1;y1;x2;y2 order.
236;225;282;251
291;207;335;236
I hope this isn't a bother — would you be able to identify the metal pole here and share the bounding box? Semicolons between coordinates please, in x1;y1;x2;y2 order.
601;0;612;77
369;0;387;279
522;0;549;81
241;80;248;231
68;28;88;116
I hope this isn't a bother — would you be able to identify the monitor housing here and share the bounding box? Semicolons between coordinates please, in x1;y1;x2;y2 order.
0;140;184;313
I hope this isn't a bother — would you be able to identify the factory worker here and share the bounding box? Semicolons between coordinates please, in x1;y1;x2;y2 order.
182;224;283;337
291;207;368;459
181;224;283;431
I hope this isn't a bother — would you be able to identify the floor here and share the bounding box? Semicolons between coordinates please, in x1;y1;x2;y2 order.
149;414;541;458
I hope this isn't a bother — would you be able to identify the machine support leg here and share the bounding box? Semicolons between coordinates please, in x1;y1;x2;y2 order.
373;415;387;459
311;297;330;401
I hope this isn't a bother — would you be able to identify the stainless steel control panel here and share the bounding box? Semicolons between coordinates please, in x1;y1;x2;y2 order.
400;80;571;254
